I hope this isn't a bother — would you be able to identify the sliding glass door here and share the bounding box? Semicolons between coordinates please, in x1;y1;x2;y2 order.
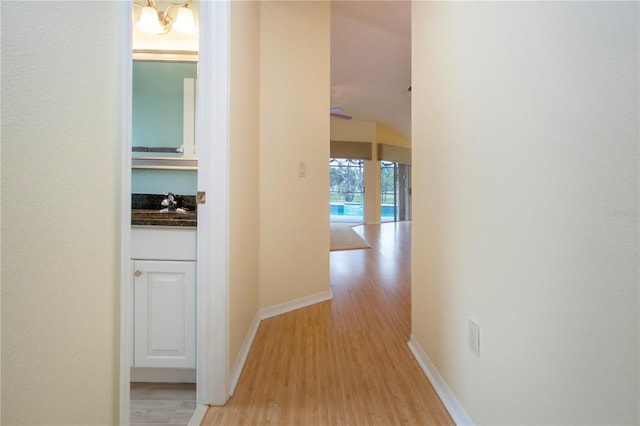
381;161;411;222
381;161;396;222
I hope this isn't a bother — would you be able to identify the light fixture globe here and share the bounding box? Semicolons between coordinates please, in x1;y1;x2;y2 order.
172;7;198;34
136;6;164;34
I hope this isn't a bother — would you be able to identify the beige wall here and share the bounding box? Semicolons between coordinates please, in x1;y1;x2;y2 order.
362;160;380;224
330;120;410;148
412;2;639;424
330;118;376;143
376;122;410;149
1;2;121;424
258;1;330;308
228;0;261;372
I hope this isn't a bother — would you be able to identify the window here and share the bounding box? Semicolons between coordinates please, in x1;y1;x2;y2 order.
330;158;364;223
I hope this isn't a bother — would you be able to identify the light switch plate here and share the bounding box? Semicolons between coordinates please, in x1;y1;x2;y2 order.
468;317;480;357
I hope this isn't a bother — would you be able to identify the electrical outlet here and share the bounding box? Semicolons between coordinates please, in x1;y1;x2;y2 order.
468;317;480;357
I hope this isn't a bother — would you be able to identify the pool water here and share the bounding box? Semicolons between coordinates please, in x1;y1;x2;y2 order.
330;203;395;218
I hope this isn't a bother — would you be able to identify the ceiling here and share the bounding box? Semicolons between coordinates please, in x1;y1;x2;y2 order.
331;1;411;138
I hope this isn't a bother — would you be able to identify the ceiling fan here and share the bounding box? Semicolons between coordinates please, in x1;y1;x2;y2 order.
330;107;352;120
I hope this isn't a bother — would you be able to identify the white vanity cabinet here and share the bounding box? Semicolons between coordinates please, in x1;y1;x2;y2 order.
134;260;195;368
131;227;196;370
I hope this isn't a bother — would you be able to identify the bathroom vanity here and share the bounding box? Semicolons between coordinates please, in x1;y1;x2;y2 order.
131;225;196;370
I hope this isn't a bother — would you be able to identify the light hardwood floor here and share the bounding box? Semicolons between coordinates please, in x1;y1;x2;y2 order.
202;222;454;425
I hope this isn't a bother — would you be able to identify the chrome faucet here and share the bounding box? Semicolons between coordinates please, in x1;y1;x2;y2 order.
161;192;177;212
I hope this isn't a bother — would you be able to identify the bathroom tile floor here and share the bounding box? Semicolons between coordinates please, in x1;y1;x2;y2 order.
130;382;196;426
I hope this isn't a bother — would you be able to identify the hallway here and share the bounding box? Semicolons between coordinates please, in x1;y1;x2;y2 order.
202;222;453;425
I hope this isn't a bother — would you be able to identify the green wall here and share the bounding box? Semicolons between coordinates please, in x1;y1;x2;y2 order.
132;61;197;150
132;61;198;195
132;169;197;196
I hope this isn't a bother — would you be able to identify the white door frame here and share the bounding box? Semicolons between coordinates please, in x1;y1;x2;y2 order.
195;0;231;406
119;1;133;424
119;1;231;423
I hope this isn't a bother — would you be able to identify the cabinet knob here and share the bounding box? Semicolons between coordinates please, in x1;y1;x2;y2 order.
134;270;142;277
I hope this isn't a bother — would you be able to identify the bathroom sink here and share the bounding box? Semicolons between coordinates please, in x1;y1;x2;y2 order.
131;209;197;227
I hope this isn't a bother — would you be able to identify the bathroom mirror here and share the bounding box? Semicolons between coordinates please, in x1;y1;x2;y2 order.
132;50;198;170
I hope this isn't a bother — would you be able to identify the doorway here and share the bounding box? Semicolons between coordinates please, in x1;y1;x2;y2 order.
121;1;230;424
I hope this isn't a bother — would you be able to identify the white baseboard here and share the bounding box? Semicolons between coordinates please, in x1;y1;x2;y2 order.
227;288;334;396
407;335;474;426
259;289;333;320
188;404;209;426
131;367;196;383
229;312;261;395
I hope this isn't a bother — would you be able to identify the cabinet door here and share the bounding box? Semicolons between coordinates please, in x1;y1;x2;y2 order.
134;260;196;368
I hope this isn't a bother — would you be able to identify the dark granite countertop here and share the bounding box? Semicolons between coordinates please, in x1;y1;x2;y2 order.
132;194;197;227
132;209;197;227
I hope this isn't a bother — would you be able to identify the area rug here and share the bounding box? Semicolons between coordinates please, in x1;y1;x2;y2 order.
330;223;371;251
